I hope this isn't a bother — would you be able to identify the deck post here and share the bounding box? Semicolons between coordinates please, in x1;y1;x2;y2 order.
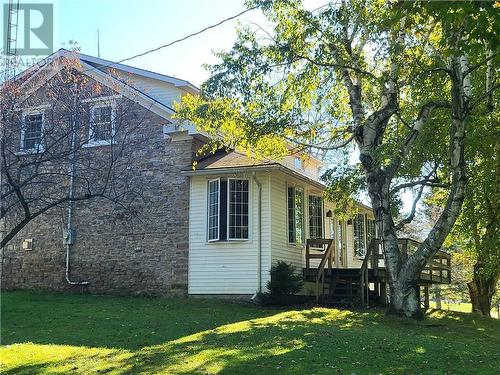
306;243;310;270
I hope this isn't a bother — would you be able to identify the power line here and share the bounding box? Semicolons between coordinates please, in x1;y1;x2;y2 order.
83;5;259;73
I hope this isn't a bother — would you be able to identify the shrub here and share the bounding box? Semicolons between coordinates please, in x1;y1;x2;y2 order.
260;261;303;305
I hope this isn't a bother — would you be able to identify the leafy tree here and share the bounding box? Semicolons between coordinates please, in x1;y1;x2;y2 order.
175;0;499;317
434;108;499;316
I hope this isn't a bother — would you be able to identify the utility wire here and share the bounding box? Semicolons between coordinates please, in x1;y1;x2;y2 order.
83;5;259;73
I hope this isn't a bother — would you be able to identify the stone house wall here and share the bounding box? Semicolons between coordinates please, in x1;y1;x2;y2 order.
1;70;202;295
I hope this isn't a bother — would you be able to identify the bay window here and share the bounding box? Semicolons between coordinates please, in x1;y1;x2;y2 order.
207;178;249;241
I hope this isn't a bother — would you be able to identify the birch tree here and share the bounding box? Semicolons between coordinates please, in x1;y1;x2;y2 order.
176;0;499;317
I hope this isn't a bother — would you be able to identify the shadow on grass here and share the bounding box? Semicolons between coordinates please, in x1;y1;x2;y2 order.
2;292;500;374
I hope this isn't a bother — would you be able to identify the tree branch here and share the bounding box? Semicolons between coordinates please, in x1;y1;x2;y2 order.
395;184;425;231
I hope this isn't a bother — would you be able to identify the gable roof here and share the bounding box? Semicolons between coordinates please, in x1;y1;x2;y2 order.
12;49;208;124
14;49;199;93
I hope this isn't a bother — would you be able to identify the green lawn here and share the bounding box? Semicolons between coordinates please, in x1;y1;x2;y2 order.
1;291;499;374
429;301;499;318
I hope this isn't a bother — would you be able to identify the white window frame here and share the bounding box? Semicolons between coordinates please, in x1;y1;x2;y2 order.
207;178;221;242
294;156;303;170
287;185;305;245
353;213;367;259
20;109;45;153
86;102;116;147
227;178;250;241
308;194;324;239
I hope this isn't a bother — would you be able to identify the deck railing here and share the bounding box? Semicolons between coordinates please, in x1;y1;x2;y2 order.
360;238;452;306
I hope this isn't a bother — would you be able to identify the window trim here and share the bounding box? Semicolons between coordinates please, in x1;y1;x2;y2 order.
86;102;116;147
207;178;221;242
226;178;250;241
20;110;45;153
287;184;305;246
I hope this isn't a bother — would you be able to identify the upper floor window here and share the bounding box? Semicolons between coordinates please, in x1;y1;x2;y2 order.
21;113;44;152
353;214;366;258
288;186;304;244
207;178;249;241
89;104;114;144
294;157;303;170
308;195;323;239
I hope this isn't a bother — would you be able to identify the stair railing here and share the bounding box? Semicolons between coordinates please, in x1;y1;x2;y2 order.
306;239;335;302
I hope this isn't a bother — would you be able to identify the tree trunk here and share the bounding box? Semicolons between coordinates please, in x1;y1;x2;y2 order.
388;278;423;319
467;273;496;317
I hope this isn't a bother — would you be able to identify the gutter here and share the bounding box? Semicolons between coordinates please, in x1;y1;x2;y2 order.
252;172;262;297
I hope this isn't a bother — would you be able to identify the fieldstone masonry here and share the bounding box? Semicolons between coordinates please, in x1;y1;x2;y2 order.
1;78;202;296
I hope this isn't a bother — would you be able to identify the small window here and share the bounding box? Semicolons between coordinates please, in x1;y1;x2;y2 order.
89;105;114;143
206;178;249;241
308;195;323;239
294;157;303;170
21;113;44;151
288;186;304;244
207;179;220;241
353;214;366;258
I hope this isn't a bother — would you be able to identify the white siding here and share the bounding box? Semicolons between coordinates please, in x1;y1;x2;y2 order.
111;71;186;108
282;154;322;181
269;171;374;271
188;172;271;294
269;172;304;269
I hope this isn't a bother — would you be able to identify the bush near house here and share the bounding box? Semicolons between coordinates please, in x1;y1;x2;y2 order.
1;291;499;374
260;261;304;305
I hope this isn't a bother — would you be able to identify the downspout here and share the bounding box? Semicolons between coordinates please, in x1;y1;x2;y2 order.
65;86;88;286
251;172;262;299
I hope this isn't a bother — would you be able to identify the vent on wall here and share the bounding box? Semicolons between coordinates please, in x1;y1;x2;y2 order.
22;239;33;251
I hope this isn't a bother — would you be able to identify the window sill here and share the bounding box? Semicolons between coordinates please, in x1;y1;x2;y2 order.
206;239;251;244
83;141;113;148
15;149;44;155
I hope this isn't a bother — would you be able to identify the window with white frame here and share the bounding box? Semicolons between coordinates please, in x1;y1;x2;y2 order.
21;113;44;151
353;214;366;258
308;195;323;239
288;186;304;244
294;156;303;170
206;178;249;241
89;104;114;144
207;179;220;241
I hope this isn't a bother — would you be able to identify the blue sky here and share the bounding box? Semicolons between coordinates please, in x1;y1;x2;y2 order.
37;0;268;86
3;1;329;86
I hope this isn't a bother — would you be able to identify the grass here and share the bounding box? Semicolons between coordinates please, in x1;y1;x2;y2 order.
1;291;499;374
428;301;499;318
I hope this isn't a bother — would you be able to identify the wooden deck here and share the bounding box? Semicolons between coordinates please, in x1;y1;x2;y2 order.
303;238;452;306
